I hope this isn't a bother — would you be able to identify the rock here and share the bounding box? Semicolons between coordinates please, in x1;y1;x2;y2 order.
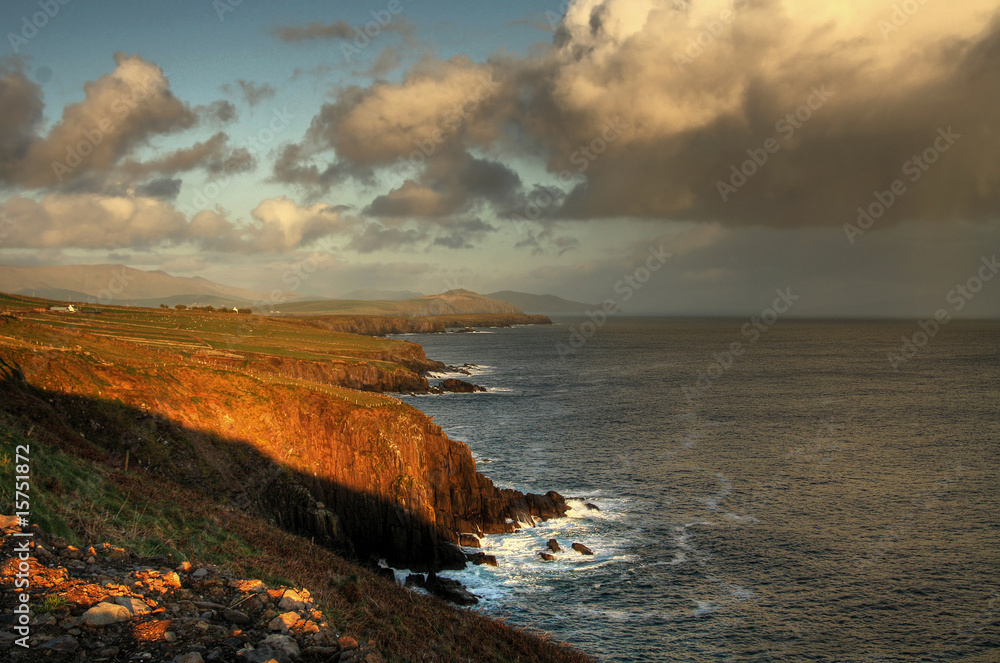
37;634;79;652
468;552;498;567
538;552;556;562
0;514;19;530
108;547;129;560
572;542;594;555
177;561;194;573
33;613;56;626
113;595;153;616
458;534;481;548
338;635;359;651
278;588;307;610
267;611;301;633
437;378;486;393
262;633;301;659
82;601;132;626
424;573;479;606
585;502;600;511
404;573;426;588
223;608;251;625
546;538;562;553
174;654;205;663
192;567;210;579
229;578;266;594
238;646;290;663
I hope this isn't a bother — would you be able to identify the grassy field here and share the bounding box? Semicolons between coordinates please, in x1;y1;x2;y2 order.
0;293;417;363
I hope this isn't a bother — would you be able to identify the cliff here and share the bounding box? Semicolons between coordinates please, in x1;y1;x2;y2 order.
0;308;567;572
308;313;552;337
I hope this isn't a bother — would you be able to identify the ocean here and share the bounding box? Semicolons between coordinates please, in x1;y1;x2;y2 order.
393;318;999;662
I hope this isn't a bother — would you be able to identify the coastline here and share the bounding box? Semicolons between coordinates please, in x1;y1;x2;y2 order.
0;300;595;662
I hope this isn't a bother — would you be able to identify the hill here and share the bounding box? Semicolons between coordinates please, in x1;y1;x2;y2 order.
0;264;267;307
0;294;589;662
486;290;593;314
279;289;525;316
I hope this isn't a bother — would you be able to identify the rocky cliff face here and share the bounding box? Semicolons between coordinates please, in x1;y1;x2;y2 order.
0;338;567;571
309;314;552;337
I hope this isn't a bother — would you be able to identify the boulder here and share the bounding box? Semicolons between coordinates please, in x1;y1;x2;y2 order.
262;633;301;659
546;538;562;553
82;602;132;626
278;588;307;611
267;611;301;633
572;542;594;556
538;552;556;562
112;596;153;617
468;552;497;567
404;573;426;588
459;533;481;548
437;378;486;393
424;573;479;606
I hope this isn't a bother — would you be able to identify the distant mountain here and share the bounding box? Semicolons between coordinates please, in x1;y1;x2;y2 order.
280;289;525;316
486;291;593;314
339;289;425;301
0;264;268;307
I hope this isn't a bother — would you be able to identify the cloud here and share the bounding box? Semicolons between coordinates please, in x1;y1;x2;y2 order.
13;52;198;188
135;177;182;200
198;99;238;124
365;46;404;78
120;132;254;178
0;61;44;187
279;56;504;174
234;79;276;106
520;0;1000;227
271;21;355;42
347;223;423;253
0;193;191;249
246;196;354;252
0;193;358;254
280;0;1000;232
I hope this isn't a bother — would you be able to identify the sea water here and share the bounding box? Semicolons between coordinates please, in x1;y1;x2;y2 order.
394;318;999;662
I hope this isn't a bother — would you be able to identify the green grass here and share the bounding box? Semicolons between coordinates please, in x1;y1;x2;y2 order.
0;422;267;563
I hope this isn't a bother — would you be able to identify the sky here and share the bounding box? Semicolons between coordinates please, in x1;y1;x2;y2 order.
0;0;998;317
